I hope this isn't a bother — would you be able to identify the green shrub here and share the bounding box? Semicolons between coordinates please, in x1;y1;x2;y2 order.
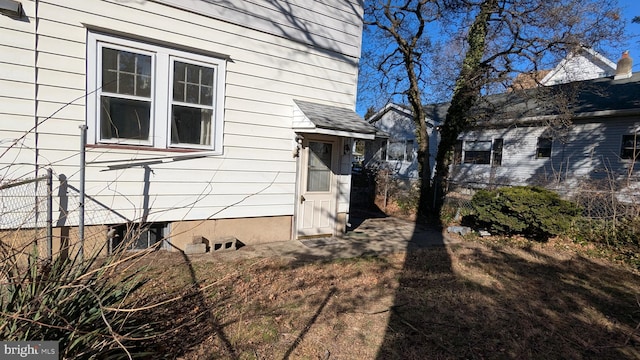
470;186;581;240
572;216;640;268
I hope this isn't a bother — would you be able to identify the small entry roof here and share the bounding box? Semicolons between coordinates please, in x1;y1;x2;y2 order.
293;100;376;139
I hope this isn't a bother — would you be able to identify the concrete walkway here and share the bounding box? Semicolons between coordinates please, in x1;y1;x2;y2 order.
205;215;461;263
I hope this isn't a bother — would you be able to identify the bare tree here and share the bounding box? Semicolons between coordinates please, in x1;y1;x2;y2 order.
363;0;453;219
361;0;625;217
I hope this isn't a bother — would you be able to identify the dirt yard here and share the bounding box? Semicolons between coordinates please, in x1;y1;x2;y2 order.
119;236;640;359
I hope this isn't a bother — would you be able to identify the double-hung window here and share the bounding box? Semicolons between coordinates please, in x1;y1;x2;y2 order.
87;32;226;152
455;139;503;166
385;139;415;162
463;140;492;164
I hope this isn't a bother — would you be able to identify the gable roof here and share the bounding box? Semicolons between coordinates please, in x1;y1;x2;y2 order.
367;102;446;126
293;100;377;139
539;47;617;86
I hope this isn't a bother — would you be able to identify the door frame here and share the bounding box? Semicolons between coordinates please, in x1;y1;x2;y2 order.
294;134;340;238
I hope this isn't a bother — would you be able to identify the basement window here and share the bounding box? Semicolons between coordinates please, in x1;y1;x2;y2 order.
109;223;167;252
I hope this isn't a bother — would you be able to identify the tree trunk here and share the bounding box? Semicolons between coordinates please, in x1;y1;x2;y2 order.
433;0;497;214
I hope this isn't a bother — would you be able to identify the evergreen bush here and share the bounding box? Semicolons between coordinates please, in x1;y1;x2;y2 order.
470;186;581;240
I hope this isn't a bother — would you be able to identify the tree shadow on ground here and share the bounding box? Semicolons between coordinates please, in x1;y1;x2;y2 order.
375;238;640;359
110;202;639;359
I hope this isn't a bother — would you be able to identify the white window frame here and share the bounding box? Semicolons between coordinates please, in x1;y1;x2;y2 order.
457;138;503;166
87;32;226;153
384;139;415;163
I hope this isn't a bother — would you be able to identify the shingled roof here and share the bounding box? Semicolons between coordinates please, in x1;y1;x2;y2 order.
422;72;640;127
293;100;376;139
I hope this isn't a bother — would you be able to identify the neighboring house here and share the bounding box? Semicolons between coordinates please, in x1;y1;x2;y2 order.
0;0;375;254
364;50;640;196
511;47;616;90
364;103;443;179
539;47;617;85
451;70;640;193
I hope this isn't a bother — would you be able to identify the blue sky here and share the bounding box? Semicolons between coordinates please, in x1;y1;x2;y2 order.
616;0;640;70
357;0;640;115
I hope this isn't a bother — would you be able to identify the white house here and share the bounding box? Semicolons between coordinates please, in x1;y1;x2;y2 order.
450;70;640;194
0;0;375;254
364;103;443;180
370;51;640;195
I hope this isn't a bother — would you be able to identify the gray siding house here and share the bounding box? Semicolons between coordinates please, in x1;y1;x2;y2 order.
451;72;640;195
365;52;640;199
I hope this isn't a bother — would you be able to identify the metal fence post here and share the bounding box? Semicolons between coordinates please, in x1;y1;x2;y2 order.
79;125;87;262
47;168;53;260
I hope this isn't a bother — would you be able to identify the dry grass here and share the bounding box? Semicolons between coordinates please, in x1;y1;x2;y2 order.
118;237;640;359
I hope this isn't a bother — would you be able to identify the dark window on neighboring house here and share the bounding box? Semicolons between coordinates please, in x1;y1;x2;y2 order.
492;138;503;167
460;139;503;166
453;140;463;165
536;137;552;158
405;139;415;162
463;140;492;164
621;134;640;160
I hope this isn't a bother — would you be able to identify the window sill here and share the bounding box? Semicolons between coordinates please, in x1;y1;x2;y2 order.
87;144;209;153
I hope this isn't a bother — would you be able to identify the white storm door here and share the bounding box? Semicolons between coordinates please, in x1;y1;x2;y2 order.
298;139;337;237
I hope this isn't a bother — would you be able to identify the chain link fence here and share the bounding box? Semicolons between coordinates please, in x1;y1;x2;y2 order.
0;169;53;260
363;168;639;239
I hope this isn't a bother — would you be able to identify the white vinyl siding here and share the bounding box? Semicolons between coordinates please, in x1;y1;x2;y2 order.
153;0;363;58
0;1;36;173
0;0;362;226
451;119;640;187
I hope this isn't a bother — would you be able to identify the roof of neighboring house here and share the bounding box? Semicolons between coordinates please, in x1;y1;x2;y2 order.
293;100;377;139
367;66;639;132
367;102;445;126
416;72;640;128
474;72;640;125
366;103;413;124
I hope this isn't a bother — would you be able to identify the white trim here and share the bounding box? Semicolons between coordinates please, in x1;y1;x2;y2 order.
86;31;226;153
540;47;616;86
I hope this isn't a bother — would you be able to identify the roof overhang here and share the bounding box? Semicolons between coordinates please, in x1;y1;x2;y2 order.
0;0;23;17
293;100;376;140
